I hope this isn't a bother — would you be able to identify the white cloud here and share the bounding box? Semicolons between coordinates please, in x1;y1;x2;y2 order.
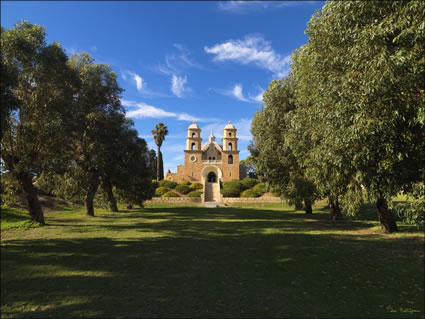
158;44;202;76
128;71;144;93
201;118;252;142
171;75;187;98
232;84;249;102
122;99;206;122
123;100;176;119
205;34;290;77
218;1;318;13
214;84;264;103
249;90;264;103
90;45;97;53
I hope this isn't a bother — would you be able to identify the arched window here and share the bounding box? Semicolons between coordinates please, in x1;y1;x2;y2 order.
213;157;215;160
207;172;217;183
228;154;233;164
191;142;196;150
192;132;196;138
228;143;232;151
228;132;232;137
209;157;211;160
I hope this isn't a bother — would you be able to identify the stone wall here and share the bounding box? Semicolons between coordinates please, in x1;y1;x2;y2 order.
145;196;282;204
145;197;201;204
222;197;282;203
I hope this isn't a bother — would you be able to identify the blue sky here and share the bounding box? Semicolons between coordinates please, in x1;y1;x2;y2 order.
2;1;325;173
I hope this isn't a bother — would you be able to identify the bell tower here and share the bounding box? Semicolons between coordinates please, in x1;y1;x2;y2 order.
222;121;240;179
222;121;238;151
186;121;202;150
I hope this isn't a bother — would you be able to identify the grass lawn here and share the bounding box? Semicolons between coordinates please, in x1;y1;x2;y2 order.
1;201;424;318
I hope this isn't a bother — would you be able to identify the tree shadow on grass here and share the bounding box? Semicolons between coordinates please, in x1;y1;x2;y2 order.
1;206;424;318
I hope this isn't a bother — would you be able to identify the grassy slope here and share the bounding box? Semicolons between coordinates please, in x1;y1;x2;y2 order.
1;201;424;318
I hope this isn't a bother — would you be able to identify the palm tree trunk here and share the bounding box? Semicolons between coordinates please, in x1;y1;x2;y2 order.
156;145;161;181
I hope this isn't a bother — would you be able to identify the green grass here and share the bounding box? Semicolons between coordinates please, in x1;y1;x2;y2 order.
1;201;424;318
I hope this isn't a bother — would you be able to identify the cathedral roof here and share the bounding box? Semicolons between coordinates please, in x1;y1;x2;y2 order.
224;120;236;130
188;121;200;129
201;141;223;152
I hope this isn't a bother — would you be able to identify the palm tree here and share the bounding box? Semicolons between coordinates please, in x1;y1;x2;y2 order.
151;123;168;181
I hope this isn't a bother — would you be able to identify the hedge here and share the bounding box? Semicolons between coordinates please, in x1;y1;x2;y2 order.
159;180;178;189
179;179;191;186
241;189;260;198
253;183;267;196
221;179;242;197
162;191;180;198
175;184;191;194
187;191;203;198
190;182;203;190
240;178;259;191
155;187;169;196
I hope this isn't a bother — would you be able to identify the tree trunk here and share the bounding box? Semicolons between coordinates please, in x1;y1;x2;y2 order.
156;145;161;181
376;195;398;233
103;178;118;212
304;198;313;214
85;173;100;217
295;199;303;210
18;172;45;225
329;197;343;220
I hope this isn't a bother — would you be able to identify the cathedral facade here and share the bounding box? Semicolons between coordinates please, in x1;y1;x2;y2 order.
165;121;245;202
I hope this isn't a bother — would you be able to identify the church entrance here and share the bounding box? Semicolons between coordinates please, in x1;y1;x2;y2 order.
207;172;217;183
201;166;223;203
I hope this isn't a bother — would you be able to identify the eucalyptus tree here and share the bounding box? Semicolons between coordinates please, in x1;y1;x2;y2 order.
250;78;317;214
68;53;124;216
114;131;153;209
0;21;80;224
294;1;425;232
151;123;168;181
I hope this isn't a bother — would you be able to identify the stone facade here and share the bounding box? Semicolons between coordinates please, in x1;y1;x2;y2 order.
165;121;246;202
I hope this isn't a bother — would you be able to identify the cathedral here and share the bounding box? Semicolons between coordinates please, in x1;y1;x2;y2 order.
165;121;246;202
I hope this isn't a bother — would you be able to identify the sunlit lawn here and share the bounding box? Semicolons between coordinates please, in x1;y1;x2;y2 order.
1;201;424;318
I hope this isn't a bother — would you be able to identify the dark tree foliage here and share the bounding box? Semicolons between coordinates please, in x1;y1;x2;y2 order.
1;21;80;224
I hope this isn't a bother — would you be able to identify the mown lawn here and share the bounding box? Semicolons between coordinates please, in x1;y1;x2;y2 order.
1;201;424;318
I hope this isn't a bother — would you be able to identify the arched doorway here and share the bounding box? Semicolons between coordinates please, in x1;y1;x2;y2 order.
201;166;223;202
207;172;217;183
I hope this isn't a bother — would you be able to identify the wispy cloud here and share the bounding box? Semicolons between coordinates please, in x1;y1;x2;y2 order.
218;1;318;13
201;118;252;142
232;84;249;102
205;34;290;77
121;70;169;97
158;44;202;76
122;99;207;122
128;71;144;92
90;45;98;53
171;75;187;98
212;84;264;103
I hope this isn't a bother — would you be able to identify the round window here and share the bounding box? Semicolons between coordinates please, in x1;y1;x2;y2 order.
190;155;197;162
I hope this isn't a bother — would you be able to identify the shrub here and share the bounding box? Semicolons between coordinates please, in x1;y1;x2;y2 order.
155;187;169;196
159;180;178;189
221;179;242;197
162;191;180;198
176;184;191;194
253;183;267;196
187;191;203;198
151;180;159;190
240;178;259;191
241;189;259;198
179;179;191;186
190;182;203;190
